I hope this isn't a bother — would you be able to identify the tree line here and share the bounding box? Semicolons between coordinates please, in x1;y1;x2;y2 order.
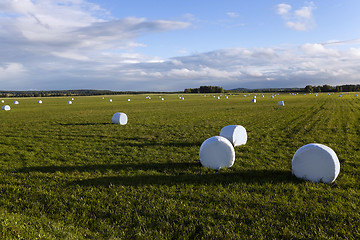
304;84;360;93
184;86;224;93
0;90;180;98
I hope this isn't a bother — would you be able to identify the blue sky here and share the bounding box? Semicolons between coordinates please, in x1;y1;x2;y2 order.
0;0;360;91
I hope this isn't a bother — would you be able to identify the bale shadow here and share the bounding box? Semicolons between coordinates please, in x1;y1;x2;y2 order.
17;162;201;174
67;169;301;187
58;122;111;126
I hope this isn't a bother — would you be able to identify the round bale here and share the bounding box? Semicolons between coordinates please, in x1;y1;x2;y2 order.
199;136;235;170
38;100;42;104
220;125;247;147
68;101;72;104
2;105;10;111
292;143;340;183
252;99;256;103
278;101;285;106
14;101;19;104
112;112;128;125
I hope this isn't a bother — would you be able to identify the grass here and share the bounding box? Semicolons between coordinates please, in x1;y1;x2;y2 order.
0;93;359;239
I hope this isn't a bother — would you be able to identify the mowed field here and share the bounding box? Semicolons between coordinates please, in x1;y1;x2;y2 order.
0;93;359;239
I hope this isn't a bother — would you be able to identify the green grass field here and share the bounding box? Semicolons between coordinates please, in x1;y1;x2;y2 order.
0;93;359;239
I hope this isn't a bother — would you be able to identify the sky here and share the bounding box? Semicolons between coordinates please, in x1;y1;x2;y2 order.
1;0;360;91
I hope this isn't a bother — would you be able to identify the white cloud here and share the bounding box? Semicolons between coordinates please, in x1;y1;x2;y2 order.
276;2;316;31
276;3;291;16
226;12;240;18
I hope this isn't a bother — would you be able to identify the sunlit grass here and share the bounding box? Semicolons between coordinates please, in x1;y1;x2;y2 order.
0;93;359;239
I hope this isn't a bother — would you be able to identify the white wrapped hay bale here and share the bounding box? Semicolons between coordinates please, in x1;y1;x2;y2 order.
38;100;42;104
1;100;4;103
253;96;256;99
109;99;113;102
2;105;10;111
199;136;235;170
278;101;285;106
292;143;340;183
14;101;19;104
271;95;274;98
127;99;131;101
252;99;256;103
220;125;247;147
67;101;72;104
112;112;128;125
161;98;164;101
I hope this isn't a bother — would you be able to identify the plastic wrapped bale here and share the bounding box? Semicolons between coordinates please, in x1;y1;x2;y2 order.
292;143;340;183
161;98;164;101
14;101;19;104
38;100;42;104
252;99;256;103
127;99;131;101
112;112;128;125
253;96;256;99
220;125;247;147
109;99;113;102
2;105;10;111
199;136;235;170
271;96;274;98
355;94;358;97
1;100;4;103
216;96;220;99
278;101;285;106
71;98;74;100
67;101;72;104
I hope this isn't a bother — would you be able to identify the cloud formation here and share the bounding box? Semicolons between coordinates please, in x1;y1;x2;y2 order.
0;1;359;91
276;2;316;31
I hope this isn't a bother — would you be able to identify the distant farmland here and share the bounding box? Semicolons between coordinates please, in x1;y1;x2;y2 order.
0;93;359;239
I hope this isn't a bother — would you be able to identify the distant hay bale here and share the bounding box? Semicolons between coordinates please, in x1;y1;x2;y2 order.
38;100;42;104
161;98;164;101
67;101;72;104
220;125;247;147
271;96;274;98
252;99;256;103
216;96;220;99
355;94;358;97
292;143;340;183
109;99;113;102
199;136;235;170
1;100;4;103
71;98;74;100
1;105;10;111
112;112;128;125
14;101;19;104
127;99;131;101
278;101;285;106
253;96;256;99
225;96;228;99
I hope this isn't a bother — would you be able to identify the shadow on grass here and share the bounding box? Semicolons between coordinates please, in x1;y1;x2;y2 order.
58;122;111;126
67;169;301;186
17;162;301;186
17;162;201;173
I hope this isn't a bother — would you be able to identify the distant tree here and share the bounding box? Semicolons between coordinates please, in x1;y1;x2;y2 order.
321;84;333;92
314;86;321;92
305;85;313;93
